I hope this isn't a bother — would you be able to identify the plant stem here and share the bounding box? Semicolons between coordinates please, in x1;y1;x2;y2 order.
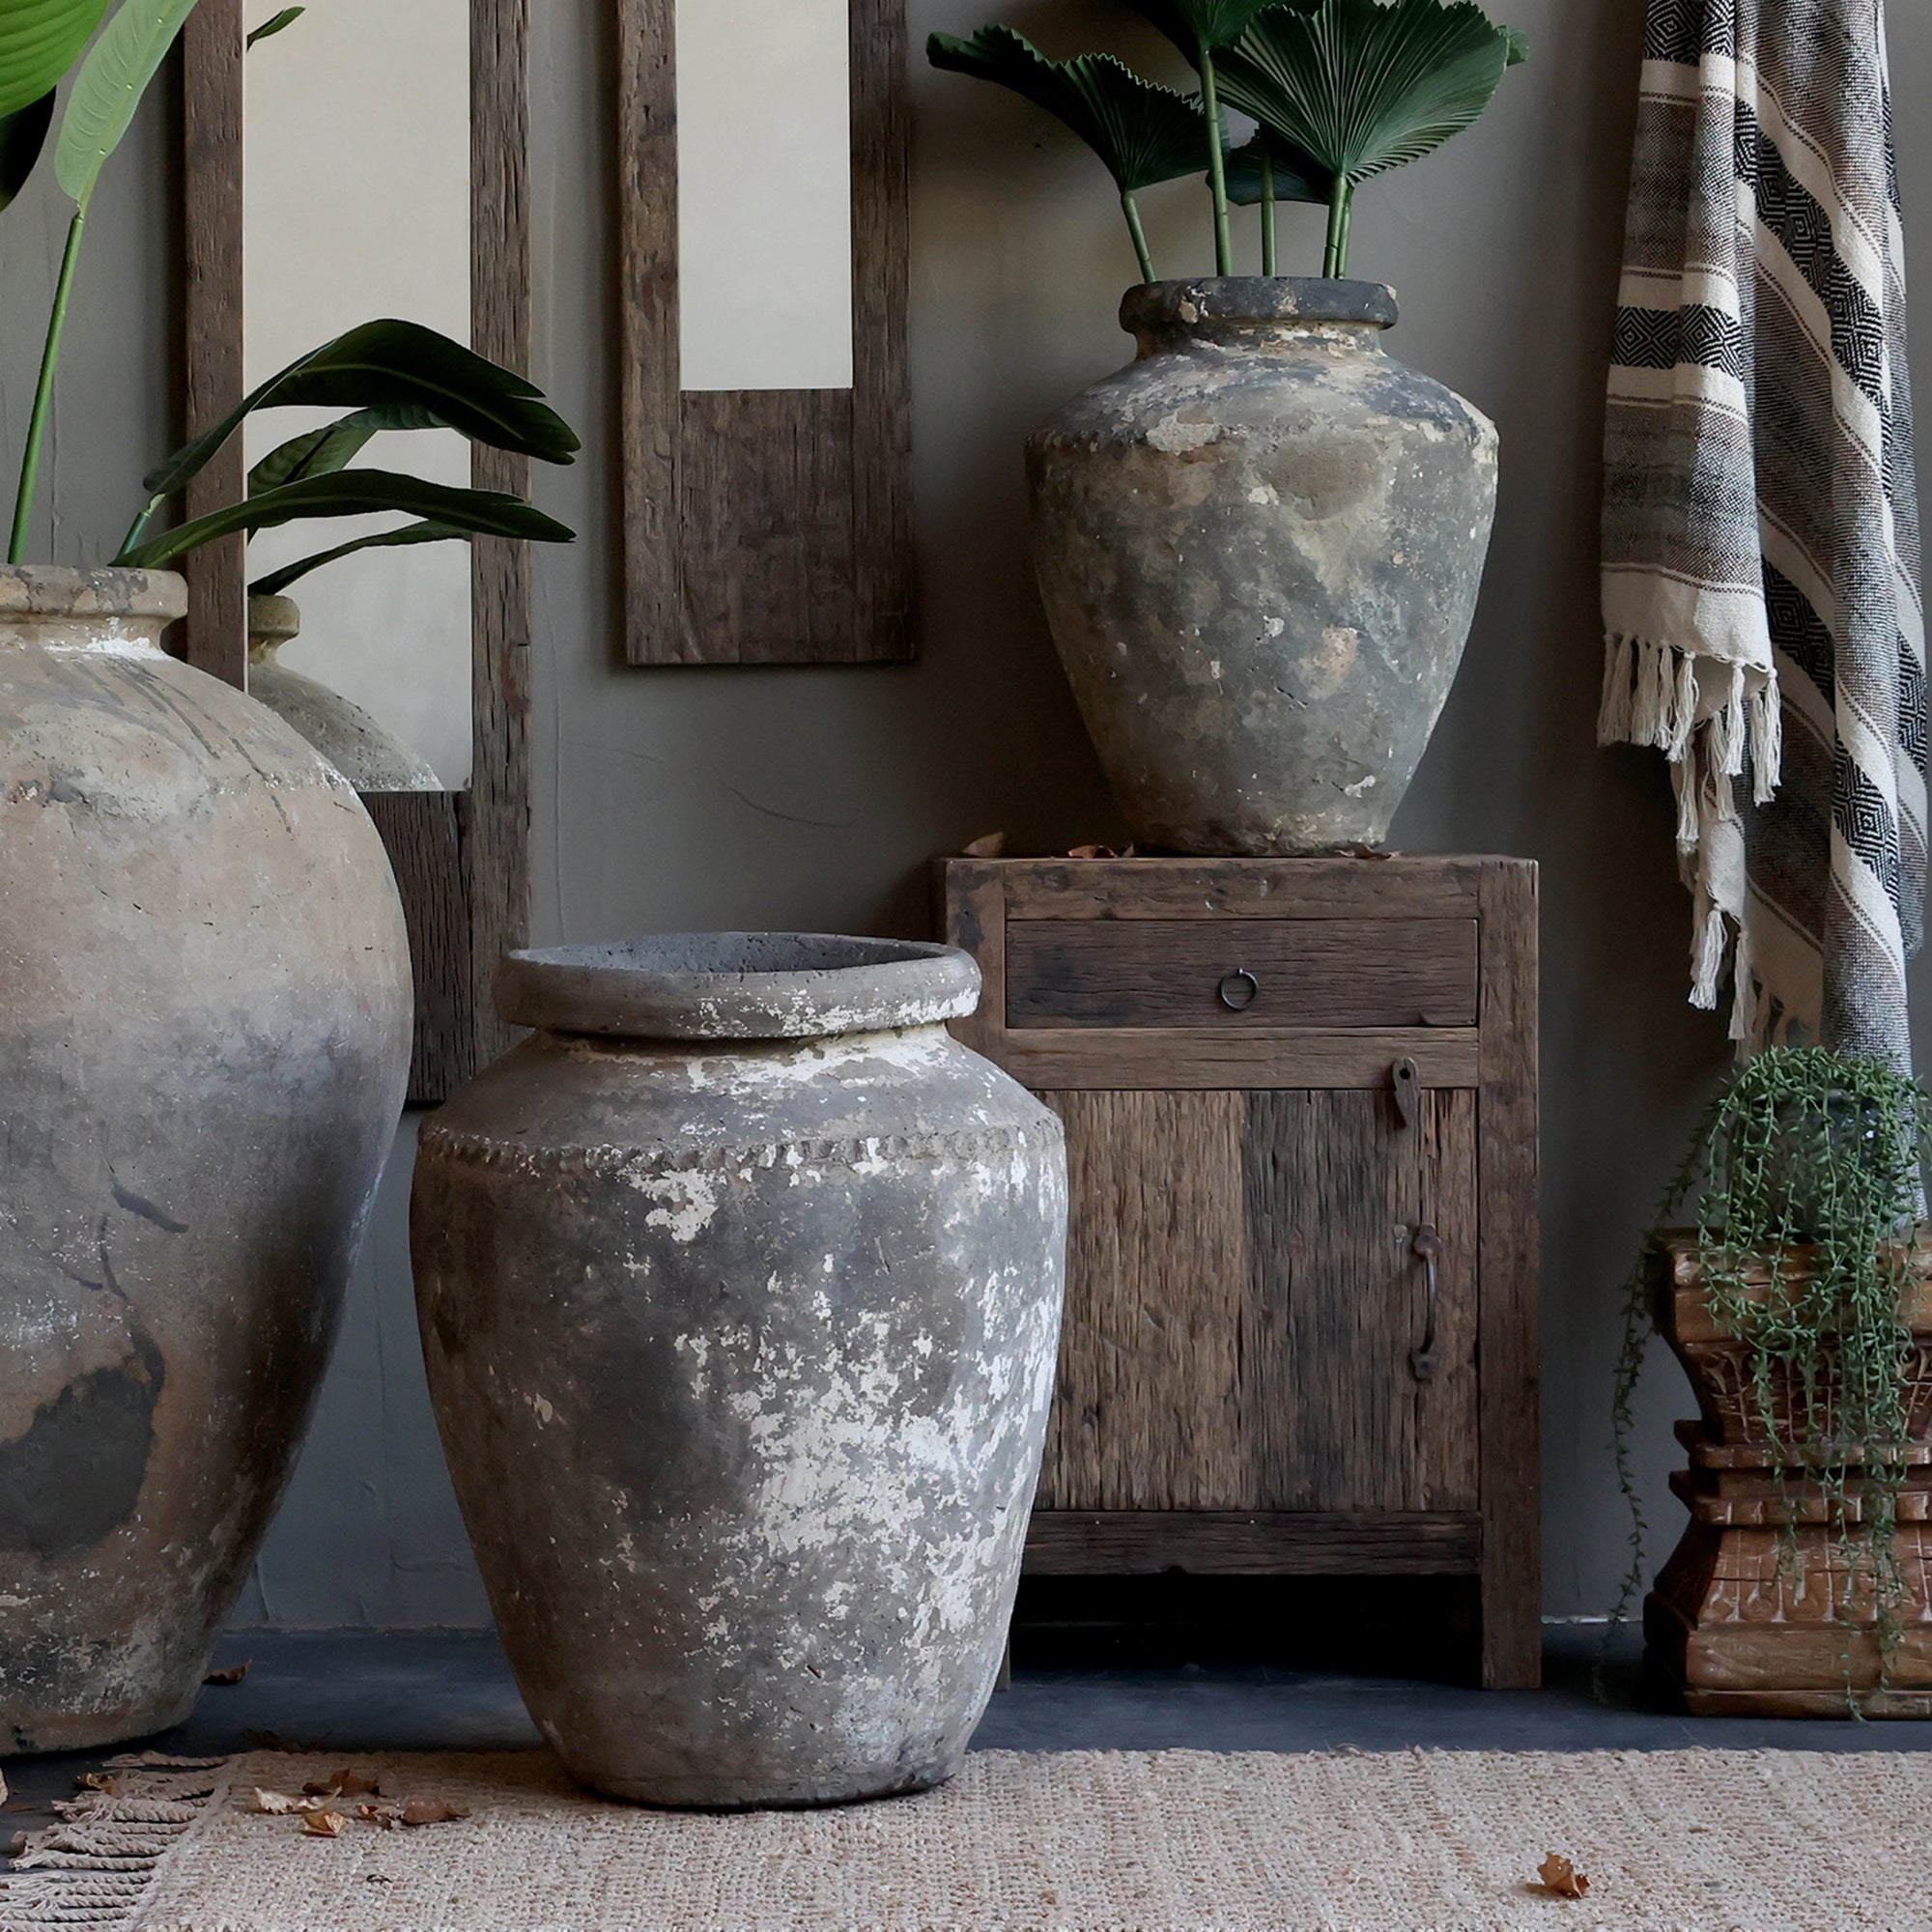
1121;189;1155;285
1198;42;1231;277
1261;150;1277;276
1322;177;1354;279
10;205;86;566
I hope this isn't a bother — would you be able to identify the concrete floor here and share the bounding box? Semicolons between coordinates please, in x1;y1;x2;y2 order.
6;1625;1930;1865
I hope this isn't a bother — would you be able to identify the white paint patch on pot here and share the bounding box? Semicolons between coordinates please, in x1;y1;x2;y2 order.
628;1168;720;1242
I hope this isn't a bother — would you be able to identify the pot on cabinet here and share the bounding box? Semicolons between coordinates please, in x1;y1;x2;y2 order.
412;934;1068;1807
0;566;412;1753
1028;277;1498;856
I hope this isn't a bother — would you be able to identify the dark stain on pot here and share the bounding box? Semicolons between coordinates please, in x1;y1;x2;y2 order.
0;1331;161;1558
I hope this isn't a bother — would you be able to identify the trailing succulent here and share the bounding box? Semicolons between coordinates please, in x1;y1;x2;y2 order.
929;0;1526;284
3;0;577;588
1611;1047;1932;1697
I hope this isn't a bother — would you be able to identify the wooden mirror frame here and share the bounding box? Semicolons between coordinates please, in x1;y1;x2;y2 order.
176;0;532;1104
617;0;913;667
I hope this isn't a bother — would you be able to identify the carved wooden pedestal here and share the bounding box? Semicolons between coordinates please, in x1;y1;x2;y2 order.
1645;1236;1932;1717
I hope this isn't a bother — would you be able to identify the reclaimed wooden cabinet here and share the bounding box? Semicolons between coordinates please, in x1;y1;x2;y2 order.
940;856;1541;1688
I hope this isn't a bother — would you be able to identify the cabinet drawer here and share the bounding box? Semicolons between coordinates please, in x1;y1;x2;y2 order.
1006;919;1479;1030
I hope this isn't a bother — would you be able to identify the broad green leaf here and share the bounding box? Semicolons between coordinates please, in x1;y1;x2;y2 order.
55;0;201;210
1223;128;1326;206
1125;0;1279;59
249;519;468;597
144;319;580;502
245;4;301;46
0;88;57;212
0;0;109;121
1218;0;1521;186
928;26;1211;195
116;469;573;570
247;404;445;497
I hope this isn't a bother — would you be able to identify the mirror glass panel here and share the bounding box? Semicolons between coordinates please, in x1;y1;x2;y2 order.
677;0;854;392
243;0;473;787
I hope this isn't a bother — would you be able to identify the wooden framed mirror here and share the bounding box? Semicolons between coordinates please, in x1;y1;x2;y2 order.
177;0;532;1103
617;0;913;666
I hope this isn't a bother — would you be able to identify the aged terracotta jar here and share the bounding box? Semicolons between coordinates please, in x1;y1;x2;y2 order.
1028;277;1499;855
246;593;441;791
0;566;412;1754
412;934;1068;1807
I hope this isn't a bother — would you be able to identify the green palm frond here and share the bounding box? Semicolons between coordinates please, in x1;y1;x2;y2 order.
1124;0;1280;59
1217;0;1523;274
1222;128;1324;206
929;25;1217;281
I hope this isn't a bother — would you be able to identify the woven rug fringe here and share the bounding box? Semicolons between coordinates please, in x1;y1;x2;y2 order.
1598;633;1781;799
0;1755;228;1930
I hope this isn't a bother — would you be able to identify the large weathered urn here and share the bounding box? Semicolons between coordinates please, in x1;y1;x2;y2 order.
1028;277;1499;855
412;934;1068;1807
0;566;412;1753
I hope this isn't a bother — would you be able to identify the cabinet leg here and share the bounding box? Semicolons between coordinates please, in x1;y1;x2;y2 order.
1479;1569;1541;1690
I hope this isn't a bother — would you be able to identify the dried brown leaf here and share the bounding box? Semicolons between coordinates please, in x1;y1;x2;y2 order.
355;1801;406;1831
76;1772;120;1796
400;1800;471;1828
204;1660;251;1687
303;1768;381;1798
1537;1853;1590;1899
247;1789;300;1815
302;1809;350;1838
962;832;1009;859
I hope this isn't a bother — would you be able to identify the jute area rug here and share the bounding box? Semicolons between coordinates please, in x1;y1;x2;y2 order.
1;1745;1924;1932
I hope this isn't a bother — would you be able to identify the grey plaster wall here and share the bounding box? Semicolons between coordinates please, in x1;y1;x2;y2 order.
12;4;1932;1628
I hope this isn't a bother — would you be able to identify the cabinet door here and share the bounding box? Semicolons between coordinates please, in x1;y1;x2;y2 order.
1037;1088;1478;1515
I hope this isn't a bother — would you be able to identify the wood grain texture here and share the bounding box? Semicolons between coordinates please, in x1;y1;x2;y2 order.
362;793;474;1104
1037;1092;1249;1512
1024;1511;1482;1576
1476;859;1541;1690
616;0;679;660
1244;1091;1478;1513
468;0;536;1081
939;860;1006;1064
1007;919;1480;1030
1002;859;1486;922
993;1029;1481;1093
619;0;912;665
179;0;246;689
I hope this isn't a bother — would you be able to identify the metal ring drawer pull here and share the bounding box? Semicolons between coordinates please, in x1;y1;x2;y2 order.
1218;968;1260;1011
1410;1223;1441;1382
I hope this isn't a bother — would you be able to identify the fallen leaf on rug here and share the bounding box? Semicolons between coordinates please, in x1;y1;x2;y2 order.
76;1772;120;1796
204;1660;251;1687
1537;1853;1590;1898
400;1800;471;1827
302;1810;350;1838
305;1769;382;1798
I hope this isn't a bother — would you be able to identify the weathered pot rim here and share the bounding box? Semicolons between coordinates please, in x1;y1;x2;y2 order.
496;933;982;1041
0;564;187;622
247;591;301;654
1122;276;1399;335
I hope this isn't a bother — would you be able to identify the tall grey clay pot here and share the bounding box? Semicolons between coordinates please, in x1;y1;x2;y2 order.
0;567;413;1753
1028;278;1498;855
412;935;1068;1807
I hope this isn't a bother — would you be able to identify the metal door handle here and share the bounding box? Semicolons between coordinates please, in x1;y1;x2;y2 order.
1410;1223;1441;1381
1218;968;1260;1011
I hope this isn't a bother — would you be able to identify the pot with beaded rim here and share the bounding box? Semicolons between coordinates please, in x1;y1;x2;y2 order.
411;933;1068;1807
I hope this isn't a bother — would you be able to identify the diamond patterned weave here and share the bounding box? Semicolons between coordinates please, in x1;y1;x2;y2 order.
1600;0;1925;1067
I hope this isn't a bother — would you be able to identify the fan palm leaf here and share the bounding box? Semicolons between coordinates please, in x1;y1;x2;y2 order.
1218;0;1523;274
929;26;1212;280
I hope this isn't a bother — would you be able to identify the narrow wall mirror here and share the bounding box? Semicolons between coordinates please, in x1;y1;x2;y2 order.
179;0;533;1101
619;0;913;666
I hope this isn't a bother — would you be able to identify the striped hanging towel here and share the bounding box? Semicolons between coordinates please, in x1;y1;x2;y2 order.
1600;0;1925;1069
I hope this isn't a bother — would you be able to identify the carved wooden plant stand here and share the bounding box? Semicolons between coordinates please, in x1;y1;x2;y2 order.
1645;1234;1932;1717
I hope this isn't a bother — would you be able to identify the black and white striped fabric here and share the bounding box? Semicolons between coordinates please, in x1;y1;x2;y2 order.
1600;0;1925;1070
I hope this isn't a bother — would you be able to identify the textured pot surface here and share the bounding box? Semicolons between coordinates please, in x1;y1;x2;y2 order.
412;934;1068;1807
0;567;412;1754
1028;278;1499;854
246;594;441;791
